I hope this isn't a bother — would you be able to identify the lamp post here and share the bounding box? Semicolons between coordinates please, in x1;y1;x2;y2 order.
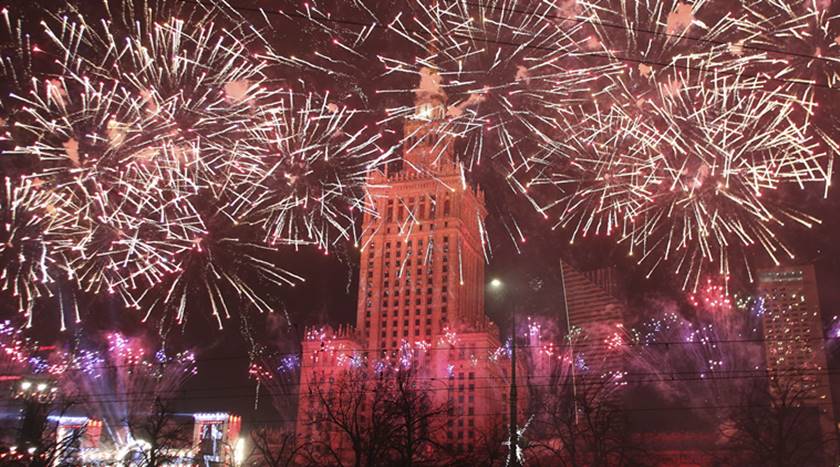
12;378;58;459
490;278;521;467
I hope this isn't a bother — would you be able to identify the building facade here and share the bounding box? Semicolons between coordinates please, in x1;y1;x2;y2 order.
758;264;837;458
295;67;522;459
560;260;625;375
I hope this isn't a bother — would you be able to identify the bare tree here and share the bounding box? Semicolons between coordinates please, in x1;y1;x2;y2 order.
721;373;834;467
528;374;641;467
244;427;312;467
35;402;86;467
382;367;450;466
306;367;401;467
126;397;192;467
444;415;508;467
0;397;88;467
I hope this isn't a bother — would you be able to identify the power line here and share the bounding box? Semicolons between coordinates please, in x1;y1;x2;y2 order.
4;393;837;424
4;329;840;374
460;0;838;67
2;368;835;407
181;0;840;93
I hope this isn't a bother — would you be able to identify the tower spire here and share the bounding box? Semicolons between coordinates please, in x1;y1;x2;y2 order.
413;36;447;120
402;43;455;171
413;65;447;121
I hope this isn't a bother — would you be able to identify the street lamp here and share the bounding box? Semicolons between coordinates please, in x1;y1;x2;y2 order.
12;378;58;457
489;278;521;467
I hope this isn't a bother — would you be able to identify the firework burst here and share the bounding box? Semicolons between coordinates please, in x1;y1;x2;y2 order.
0;1;387;327
627;73;828;288
621;297;763;425
382;0;609;172
233;89;385;251
56;332;197;446
734;0;840;163
0;320;34;377
0;178;63;316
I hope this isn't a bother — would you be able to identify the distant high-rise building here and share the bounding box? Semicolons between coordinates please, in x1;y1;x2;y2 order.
560;259;625;374
758;264;836;452
295;66;522;459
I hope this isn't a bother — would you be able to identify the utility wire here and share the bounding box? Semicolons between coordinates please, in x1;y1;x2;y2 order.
177;0;840;93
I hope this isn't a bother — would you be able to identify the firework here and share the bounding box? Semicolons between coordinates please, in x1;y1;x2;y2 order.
382;0;611;171
1;2;269;320
620;296;763;425
56;332;197;447
0;320;33;377
370;0;834;285
0;178;63;317
535;111;657;240
734;0;840;173
531;1;832;286
232;89;385;251
2;0;837;326
256;1;386;105
0;1;388;327
735;0;840;89
542;71;829;288
627;73;827;288
689;277;733;312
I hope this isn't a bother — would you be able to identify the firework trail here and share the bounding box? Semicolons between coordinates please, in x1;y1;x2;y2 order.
0;178;67;318
241;313;303;415
0;1;386;327
233;89;386;251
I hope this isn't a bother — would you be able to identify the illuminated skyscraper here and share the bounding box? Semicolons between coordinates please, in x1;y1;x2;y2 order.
295;67;520;458
560;260;625;374
357;70;488;353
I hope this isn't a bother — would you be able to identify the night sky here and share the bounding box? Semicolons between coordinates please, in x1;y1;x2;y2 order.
2;0;840;436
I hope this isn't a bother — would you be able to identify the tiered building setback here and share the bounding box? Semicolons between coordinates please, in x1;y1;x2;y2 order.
295;66;521;457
